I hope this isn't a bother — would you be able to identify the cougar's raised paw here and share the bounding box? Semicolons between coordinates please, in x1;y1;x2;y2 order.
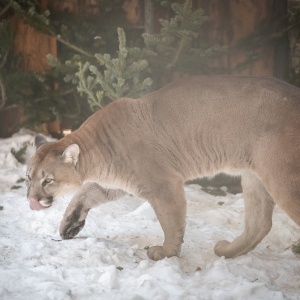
59;204;89;240
60;219;86;240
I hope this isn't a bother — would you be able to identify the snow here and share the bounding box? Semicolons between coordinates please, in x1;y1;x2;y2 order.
0;132;300;300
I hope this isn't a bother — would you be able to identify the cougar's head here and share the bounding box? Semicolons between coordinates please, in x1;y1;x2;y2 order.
26;134;83;210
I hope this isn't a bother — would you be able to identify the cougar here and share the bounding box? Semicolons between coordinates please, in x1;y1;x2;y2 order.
26;76;300;261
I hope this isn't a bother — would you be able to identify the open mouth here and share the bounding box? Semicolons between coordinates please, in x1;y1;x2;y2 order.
28;197;53;210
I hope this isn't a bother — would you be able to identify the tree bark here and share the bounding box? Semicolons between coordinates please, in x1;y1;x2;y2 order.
144;0;155;35
273;0;289;80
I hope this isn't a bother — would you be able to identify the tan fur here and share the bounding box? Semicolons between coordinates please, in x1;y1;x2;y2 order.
26;75;300;260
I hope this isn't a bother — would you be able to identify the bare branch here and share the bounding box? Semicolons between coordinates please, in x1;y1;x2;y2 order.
0;51;9;70
56;35;93;58
0;0;13;19
0;74;7;109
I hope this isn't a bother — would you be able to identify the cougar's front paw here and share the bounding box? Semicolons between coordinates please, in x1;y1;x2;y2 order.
214;240;230;257
60;218;86;240
147;245;180;261
59;204;89;240
147;246;165;261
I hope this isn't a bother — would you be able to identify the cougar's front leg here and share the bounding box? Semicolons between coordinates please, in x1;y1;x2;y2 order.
143;179;187;261
60;182;126;239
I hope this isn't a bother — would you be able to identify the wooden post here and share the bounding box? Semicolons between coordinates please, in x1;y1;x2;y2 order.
198;0;274;76
145;0;156;34
274;0;289;80
11;16;57;72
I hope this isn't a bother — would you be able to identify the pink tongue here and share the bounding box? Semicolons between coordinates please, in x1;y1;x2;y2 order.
29;197;46;211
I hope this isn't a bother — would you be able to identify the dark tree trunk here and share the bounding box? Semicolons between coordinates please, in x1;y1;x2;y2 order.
144;0;156;35
273;0;290;80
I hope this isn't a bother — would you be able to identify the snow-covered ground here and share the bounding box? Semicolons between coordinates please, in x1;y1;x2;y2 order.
0;132;300;300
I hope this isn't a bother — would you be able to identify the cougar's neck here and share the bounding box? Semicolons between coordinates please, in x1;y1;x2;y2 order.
59;129;108;182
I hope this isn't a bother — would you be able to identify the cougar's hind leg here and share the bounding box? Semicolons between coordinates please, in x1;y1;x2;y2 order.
140;178;187;261
252;134;300;228
266;173;300;227
214;171;275;258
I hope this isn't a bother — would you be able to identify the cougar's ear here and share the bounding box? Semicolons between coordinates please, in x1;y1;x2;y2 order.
62;144;80;166
34;134;48;150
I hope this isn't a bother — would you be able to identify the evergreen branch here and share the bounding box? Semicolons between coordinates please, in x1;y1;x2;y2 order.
11;1;54;35
0;0;13;19
127;77;153;98
143;0;209;76
77;62;104;108
76;28;152;110
9;2;93;59
117;27;127;76
90;65;119;100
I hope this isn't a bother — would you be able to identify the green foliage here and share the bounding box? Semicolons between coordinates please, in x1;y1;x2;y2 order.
1;0;53;36
10;178;25;190
0;1;88;127
4;70;75;126
0;16;61;126
0;1;56;126
76;28;153;110
0;20;14;68
0;0;227;127
75;0;224;112
11;146;27;163
0;0;137;125
1;0;226;125
292;242;300;255
0;20;15;109
143;0;226;78
11;178;25;190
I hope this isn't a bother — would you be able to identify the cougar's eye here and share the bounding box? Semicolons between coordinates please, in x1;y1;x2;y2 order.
42;178;54;187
